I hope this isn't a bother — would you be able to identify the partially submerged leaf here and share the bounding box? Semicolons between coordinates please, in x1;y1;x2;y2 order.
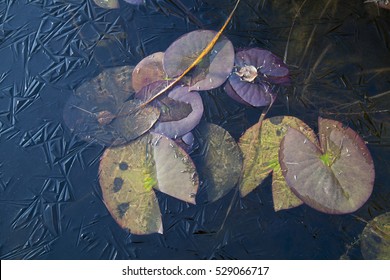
94;0;119;9
361;212;390;260
279;117;375;214
132;52;166;92
194;123;243;202
99;132;198;234
153;86;204;139
239;116;316;211
63;66;160;146
163;30;234;91
136;82;204;139
365;0;390;10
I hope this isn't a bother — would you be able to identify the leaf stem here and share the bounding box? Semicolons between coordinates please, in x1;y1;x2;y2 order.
139;0;241;107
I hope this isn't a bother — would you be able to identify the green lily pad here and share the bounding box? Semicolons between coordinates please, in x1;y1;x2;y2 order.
238;116;317;211
63;66;160;146
361;212;390;260
279;117;375;214
194;123;243;202
99;132;198;234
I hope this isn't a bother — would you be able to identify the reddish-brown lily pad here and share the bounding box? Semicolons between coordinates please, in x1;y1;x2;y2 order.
132;52;166;92
279;117;375;214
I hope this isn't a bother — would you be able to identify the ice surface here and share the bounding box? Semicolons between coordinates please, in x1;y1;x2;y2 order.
0;0;389;259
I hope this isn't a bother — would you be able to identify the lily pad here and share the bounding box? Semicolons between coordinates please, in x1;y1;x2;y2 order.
94;0;119;9
361;212;390;260
176;132;195;153
153;86;203;139
279;117;375;214
136;81;204;139
194;123;243;202
132;52;166;92
99;132;199;234
163;30;234;91
225;48;289;107
239;116;316;211
63;66;160;146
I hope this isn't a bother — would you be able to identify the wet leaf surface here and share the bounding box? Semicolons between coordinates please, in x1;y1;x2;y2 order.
361;212;390;260
279;118;375;214
225;48;289;107
132;52;166;93
194;123;243;203
63;66;160;146
152;86;204;139
99;132;198;234
239;116;316;211
136;81;204;138
163;30;235;91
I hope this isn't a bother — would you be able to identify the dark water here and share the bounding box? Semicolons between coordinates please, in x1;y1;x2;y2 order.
0;0;389;259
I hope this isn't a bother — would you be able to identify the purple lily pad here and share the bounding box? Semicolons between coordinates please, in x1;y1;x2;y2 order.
279;117;375;214
225;48;289;107
132;52;166;92
153;86;203;139
163;30;234;91
135;81;204;139
173;132;195;153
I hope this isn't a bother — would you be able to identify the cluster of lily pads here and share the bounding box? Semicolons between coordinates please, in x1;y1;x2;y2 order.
64;35;375;236
63;5;375;236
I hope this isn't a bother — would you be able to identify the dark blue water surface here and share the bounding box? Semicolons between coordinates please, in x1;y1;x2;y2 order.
0;0;389;259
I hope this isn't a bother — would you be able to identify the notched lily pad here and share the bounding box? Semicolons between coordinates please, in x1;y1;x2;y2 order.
225;48;289;107
194;123;243;203
239;116;316;211
153;86;204;139
136;82;204;139
99;132;198;234
279;117;375;214
63;66;160;146
361;212;390;260
163;30;234;91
